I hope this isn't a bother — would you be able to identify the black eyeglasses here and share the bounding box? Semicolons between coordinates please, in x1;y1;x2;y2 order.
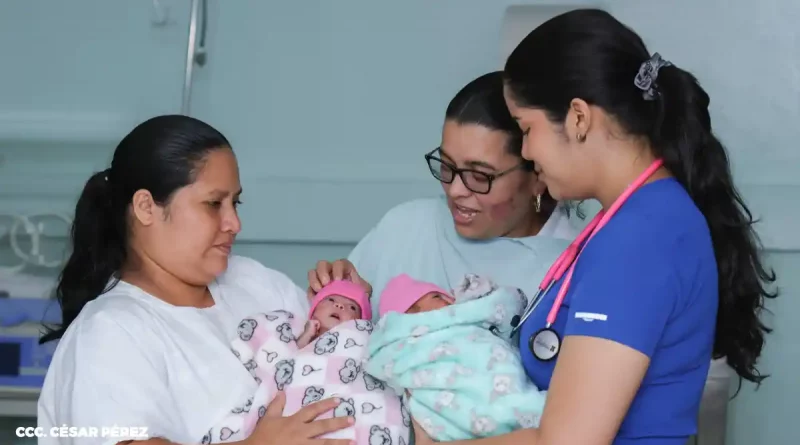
424;147;525;194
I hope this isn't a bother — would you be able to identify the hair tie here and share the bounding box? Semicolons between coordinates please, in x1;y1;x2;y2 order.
634;53;672;101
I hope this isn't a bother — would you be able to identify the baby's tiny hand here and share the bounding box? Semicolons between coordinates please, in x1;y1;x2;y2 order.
296;320;320;348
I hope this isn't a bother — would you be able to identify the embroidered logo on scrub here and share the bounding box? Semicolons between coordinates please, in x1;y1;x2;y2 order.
574;312;608;322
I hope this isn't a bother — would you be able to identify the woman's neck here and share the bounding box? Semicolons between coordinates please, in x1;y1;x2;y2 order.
121;252;213;308
594;144;670;210
507;205;554;238
596;164;671;210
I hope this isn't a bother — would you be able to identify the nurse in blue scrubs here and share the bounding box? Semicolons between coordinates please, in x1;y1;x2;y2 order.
406;9;777;445
309;71;591;314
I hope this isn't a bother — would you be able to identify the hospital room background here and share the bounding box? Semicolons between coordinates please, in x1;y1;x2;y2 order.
0;1;797;444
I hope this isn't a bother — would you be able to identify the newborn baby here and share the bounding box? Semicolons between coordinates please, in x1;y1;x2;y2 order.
204;280;409;445
295;282;367;348
365;273;547;441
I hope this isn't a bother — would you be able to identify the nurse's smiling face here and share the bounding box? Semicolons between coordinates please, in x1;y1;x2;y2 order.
503;86;598;202
436;121;546;240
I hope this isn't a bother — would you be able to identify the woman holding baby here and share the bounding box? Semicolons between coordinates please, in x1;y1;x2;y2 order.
36;115;356;445
37;28;581;445
311;9;776;445
36;8;775;445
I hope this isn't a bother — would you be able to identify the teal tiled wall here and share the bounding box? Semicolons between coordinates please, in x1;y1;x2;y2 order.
1;1;798;445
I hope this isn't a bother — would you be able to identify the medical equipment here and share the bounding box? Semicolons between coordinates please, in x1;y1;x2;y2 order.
510;159;663;361
0;212;69;414
182;0;208;115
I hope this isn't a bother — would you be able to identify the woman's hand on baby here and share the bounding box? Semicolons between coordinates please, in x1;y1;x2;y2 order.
296;320;320;348
245;391;354;445
411;418;435;445
404;391;434;445
307;259;372;299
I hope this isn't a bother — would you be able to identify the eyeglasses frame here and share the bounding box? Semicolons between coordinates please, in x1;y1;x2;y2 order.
424;147;525;194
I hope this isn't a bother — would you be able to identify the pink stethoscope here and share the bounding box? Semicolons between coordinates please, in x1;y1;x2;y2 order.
510;159;664;361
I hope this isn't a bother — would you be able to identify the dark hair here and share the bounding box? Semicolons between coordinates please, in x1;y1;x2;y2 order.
39;115;230;344
504;9;778;385
445;71;558;214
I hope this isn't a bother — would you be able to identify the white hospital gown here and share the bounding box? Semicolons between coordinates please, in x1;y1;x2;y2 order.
37;256;309;445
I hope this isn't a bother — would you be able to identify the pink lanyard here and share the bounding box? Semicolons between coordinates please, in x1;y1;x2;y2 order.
511;159;664;332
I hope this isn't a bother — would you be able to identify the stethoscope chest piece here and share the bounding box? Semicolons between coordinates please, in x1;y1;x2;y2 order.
520;159;665;363
529;327;561;362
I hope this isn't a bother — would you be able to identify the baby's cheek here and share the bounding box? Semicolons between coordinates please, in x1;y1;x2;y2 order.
310;307;325;318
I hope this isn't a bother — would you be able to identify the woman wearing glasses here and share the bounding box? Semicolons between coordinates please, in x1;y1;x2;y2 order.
411;9;772;445
307;70;589;314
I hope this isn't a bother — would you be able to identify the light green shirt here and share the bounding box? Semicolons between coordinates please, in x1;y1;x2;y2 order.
348;196;595;320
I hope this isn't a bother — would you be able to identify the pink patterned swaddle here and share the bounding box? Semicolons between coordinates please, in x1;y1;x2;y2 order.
202;310;410;445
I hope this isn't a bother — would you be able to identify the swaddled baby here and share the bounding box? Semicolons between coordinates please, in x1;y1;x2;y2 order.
365;273;547;441
204;280;410;445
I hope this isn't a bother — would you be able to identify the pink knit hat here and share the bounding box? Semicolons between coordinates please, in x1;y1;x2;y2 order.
309;280;372;321
378;274;453;317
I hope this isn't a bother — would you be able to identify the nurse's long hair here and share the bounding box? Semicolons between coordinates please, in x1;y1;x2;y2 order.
504;9;778;386
39;115;230;344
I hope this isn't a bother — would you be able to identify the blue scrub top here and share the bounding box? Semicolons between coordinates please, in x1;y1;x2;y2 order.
519;178;719;445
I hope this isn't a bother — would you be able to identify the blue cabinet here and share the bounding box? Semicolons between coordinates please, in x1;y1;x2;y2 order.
0;298;61;390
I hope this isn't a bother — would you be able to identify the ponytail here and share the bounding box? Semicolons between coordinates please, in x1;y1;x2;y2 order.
39;114;231;344
652;66;778;385
503;8;779;386
39;169;127;343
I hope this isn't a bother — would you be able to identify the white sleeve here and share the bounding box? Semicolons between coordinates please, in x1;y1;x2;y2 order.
37;313;180;445
231;255;310;317
278;272;310;316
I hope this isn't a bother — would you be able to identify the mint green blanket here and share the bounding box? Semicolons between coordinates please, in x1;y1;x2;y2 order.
365;278;547;440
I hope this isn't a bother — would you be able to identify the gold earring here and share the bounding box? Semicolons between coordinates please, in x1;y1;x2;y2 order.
577;133;587;143
535;194;542;213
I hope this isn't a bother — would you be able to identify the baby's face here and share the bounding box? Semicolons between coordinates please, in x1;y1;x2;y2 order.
407;292;453;314
312;294;362;331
